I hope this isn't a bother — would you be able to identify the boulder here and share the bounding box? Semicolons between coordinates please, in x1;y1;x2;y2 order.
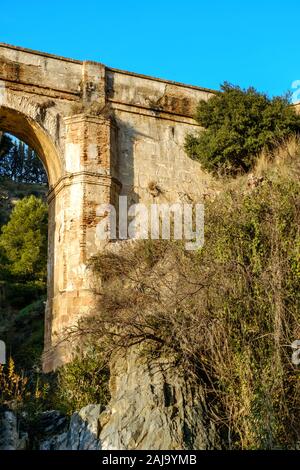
0;407;28;450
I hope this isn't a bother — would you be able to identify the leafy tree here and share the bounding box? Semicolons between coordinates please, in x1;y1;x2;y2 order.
185;82;300;175
0;195;48;281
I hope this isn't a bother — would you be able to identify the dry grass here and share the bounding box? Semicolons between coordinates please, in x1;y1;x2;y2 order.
254;135;300;176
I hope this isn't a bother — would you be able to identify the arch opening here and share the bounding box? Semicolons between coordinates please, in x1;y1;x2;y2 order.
0;131;50;371
0;103;64;371
0;105;63;187
0;132;48;185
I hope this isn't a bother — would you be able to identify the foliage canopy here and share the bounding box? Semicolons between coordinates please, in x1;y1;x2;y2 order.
185;83;300;175
0;195;48;281
75;140;300;448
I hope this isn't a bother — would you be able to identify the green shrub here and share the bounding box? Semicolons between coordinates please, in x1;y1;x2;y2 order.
55;347;110;415
76;143;300;449
0;348;109;424
1;299;45;370
185;82;300;176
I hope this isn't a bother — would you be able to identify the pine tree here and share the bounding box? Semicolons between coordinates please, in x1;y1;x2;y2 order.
0;133;47;184
0;195;48;281
0;134;14;178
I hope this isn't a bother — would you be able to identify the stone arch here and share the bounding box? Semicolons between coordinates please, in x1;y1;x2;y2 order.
0;103;63;186
0;99;65;371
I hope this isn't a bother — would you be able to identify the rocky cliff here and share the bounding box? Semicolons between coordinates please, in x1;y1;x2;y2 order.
0;346;218;450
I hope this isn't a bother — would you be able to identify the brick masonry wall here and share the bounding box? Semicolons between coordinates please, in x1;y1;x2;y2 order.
0;43;215;370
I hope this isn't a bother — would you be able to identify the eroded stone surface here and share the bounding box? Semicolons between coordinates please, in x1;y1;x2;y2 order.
40;349;218;450
0;348;218;451
0;408;28;450
66;404;102;450
98;346;218;450
39;406;102;450
38;410;69;450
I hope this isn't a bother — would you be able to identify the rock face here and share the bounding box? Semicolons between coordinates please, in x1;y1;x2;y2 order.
41;347;218;450
0;407;27;450
39;406;102;450
97;346;218;450
38;410;69;450
0;347;218;450
65;405;102;450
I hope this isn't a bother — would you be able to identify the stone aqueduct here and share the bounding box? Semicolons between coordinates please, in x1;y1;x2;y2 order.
0;43;215;371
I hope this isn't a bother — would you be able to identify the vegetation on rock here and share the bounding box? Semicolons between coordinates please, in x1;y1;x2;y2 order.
55;348;110;415
185;83;300;176
1;110;300;449
70;138;300;449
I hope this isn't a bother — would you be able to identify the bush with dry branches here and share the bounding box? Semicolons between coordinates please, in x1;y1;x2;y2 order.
67;140;300;449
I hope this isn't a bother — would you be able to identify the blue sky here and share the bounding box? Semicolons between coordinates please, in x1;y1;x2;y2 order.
1;0;299;97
